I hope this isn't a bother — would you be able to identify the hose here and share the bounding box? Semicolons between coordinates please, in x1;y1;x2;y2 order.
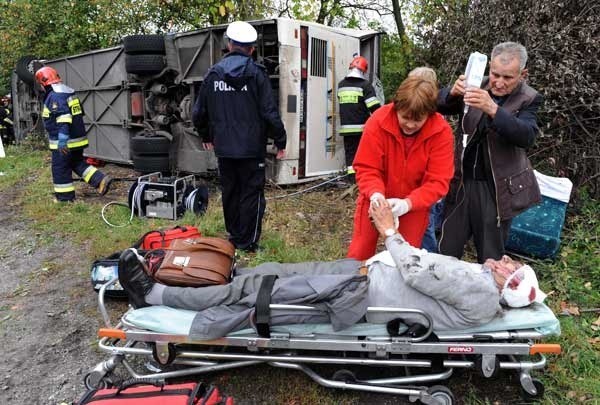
267;172;351;200
101;182;145;228
185;187;199;212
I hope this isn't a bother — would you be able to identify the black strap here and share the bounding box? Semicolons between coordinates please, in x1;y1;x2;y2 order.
255;275;278;338
386;318;429;339
386;318;404;337
116;379;164;393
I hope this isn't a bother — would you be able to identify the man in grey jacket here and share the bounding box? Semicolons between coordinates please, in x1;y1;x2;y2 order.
120;202;545;340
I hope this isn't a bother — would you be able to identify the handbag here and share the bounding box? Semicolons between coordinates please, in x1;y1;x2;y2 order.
148;237;235;287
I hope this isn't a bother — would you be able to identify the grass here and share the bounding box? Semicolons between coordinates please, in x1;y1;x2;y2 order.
2;143;599;404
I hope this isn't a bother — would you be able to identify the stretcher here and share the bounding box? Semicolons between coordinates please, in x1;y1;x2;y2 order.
88;278;562;405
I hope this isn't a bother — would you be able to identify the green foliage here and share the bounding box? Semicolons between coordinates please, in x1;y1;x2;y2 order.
380;34;415;103
538;197;600;307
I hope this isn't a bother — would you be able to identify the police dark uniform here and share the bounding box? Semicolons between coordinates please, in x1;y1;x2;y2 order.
192;22;286;252
36;67;111;201
337;60;380;171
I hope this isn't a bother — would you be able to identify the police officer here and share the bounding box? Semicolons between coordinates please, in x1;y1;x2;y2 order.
0;95;14;145
34;66;112;202
337;55;381;176
192;21;287;252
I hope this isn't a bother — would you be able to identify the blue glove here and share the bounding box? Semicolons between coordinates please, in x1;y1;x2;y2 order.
57;133;69;154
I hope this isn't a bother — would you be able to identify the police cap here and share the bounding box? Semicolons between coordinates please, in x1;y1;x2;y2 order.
226;21;257;45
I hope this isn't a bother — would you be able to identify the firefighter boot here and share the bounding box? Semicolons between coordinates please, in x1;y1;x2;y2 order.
98;175;113;196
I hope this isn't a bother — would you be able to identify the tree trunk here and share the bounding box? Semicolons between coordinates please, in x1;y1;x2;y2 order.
391;0;406;37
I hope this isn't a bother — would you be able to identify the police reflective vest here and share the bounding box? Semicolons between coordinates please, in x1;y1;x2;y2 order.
41;83;88;150
337;77;381;136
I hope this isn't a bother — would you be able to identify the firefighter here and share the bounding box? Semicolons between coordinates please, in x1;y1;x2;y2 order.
192;21;287;252
34;66;112;202
0;95;14;145
337;55;381;178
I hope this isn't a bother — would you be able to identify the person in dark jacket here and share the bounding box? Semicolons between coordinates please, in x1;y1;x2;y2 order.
0;95;14;145
437;42;542;263
192;21;287;252
337;55;381;176
34;67;112;202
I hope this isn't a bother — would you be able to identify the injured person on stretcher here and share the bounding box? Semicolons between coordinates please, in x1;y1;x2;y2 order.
119;201;547;340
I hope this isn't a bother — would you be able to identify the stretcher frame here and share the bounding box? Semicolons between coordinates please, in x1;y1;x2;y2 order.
89;279;561;405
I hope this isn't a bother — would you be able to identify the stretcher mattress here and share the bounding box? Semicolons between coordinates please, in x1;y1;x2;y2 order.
124;302;561;338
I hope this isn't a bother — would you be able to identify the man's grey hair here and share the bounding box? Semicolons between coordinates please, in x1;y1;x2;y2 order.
491;42;528;70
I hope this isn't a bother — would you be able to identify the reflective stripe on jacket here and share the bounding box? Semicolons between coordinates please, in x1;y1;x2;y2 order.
42;83;88;150
337;77;380;136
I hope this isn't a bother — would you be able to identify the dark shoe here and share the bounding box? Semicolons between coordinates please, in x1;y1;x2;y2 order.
118;249;154;308
98;175;113;196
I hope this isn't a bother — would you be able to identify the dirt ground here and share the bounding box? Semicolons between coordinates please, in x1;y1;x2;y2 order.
0;181;107;404
0;164;534;405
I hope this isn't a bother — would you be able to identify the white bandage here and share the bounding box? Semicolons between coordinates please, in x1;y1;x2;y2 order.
500;265;547;308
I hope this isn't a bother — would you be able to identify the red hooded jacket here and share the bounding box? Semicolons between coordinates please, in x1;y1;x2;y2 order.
348;103;454;259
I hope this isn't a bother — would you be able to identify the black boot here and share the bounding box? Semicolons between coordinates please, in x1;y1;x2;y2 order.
118;249;154;308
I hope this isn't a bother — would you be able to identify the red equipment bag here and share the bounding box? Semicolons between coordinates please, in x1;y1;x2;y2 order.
76;381;234;405
133;225;201;250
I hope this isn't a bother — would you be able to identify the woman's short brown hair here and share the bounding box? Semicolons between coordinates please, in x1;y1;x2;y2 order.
393;76;438;120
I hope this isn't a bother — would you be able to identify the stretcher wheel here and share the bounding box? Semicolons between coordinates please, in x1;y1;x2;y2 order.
520;378;545;401
152;343;176;365
332;369;357;383
426;385;454;405
475;354;500;378
84;373;111;390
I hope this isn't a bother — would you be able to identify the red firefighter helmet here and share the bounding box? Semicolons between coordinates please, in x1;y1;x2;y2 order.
35;66;62;86
349;56;368;73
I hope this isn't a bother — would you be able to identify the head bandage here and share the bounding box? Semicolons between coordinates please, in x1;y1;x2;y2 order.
500;265;547;308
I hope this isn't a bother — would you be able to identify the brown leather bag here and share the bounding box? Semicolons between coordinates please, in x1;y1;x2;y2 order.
151;237;235;287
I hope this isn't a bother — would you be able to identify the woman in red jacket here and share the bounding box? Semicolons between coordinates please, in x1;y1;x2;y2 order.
348;75;454;260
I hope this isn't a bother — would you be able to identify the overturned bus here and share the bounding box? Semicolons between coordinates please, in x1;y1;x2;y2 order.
11;18;383;184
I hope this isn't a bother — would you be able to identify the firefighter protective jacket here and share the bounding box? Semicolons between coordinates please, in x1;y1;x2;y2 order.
41;83;88;150
337;76;381;136
0;107;13;128
192;51;287;158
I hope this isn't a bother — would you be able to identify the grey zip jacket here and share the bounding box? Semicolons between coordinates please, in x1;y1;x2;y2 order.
367;234;501;329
